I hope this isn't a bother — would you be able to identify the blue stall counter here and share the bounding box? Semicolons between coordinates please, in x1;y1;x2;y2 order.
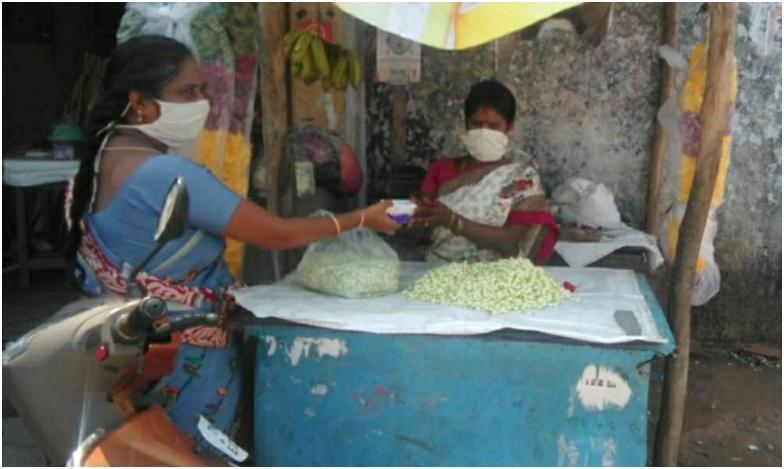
238;266;674;466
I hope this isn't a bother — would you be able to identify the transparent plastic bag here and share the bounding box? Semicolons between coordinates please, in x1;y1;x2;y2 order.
660;202;720;306
296;213;401;298
552;177;623;229
118;3;209;53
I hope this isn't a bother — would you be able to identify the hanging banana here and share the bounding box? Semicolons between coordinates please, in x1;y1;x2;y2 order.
309;36;331;79
283;28;306;58
302;51;319;85
291;31;314;66
330;52;348;90
282;28;364;91
290;59;303;79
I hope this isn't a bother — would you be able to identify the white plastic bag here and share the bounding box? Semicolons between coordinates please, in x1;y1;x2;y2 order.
125;3;208;53
660;202;721;306
296;212;401;299
553;178;623;229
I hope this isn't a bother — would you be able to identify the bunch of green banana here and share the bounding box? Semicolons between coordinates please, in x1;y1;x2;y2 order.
283;28;363;91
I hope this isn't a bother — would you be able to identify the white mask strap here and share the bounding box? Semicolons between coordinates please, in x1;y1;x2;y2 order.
88;131;114;212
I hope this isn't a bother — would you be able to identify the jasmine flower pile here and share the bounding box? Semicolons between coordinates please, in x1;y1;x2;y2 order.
404;258;571;314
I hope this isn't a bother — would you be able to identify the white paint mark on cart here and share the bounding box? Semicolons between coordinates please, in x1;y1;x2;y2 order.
263;336;277;356
576;365;631;410
600;438;617;466
567;394;576;418
558;435;617;466
304;407;316;418
311;384;330;396
286;337;349;366
558;434;579;466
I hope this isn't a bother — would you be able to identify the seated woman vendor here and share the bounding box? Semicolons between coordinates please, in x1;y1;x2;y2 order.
411;80;558;264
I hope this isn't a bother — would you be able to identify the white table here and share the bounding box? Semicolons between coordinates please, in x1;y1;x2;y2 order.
3;158;80;287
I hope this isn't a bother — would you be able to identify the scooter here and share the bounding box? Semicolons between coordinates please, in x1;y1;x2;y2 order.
3;177;236;466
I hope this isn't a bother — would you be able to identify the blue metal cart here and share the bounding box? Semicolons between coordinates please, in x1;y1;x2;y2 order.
247;274;673;466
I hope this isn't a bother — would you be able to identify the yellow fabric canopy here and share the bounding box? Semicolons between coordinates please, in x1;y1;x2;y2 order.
336;2;579;50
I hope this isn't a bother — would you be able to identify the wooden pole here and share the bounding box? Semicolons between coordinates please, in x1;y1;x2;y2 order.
653;3;737;466
258;3;290;217
258;3;291;279
645;2;679;236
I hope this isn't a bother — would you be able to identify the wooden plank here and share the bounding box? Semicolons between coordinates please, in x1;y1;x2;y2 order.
258;3;290;217
653;3;738;466
645;3;679;235
289;2;346;131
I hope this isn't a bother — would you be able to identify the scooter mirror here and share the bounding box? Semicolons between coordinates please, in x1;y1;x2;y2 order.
154;177;189;244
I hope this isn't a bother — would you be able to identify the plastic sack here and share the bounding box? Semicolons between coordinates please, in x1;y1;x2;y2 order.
296;213;401;298
552;177;623;229
119;3;209;54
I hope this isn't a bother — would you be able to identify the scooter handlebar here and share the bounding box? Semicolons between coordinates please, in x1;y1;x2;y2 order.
151;312;221;340
112;297;167;344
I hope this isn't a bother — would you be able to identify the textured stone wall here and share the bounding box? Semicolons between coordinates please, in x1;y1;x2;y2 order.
362;3;781;341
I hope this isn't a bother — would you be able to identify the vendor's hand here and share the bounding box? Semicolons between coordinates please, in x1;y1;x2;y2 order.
410;191;436;205
412;199;452;229
362;200;400;235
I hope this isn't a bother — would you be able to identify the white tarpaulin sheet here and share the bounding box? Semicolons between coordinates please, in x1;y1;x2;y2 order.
233;262;668;345
555;224;665;270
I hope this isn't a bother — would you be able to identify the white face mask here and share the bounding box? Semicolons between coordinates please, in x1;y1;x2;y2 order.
461;128;509;162
118;99;209;149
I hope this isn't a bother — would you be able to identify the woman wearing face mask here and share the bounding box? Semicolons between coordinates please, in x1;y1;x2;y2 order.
411;80;558;264
66;35;399;457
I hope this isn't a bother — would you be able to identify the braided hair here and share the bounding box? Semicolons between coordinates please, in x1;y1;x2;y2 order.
67;35;193;267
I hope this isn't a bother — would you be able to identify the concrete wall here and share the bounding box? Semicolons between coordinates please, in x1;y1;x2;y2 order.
680;3;782;341
362;3;781;341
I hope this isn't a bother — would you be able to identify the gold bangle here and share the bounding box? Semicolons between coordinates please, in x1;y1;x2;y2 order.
457;217;464;235
359;211;365;228
328;214;342;236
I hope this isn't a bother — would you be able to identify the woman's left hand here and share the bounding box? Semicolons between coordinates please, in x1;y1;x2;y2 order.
412;199;452;228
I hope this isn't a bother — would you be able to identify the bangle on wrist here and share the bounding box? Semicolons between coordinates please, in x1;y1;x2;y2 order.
359;211;365;228
328;214;342;236
448;212;456;231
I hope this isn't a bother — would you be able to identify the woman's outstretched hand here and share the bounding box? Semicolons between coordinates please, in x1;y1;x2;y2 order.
362;200;400;235
411;198;452;229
